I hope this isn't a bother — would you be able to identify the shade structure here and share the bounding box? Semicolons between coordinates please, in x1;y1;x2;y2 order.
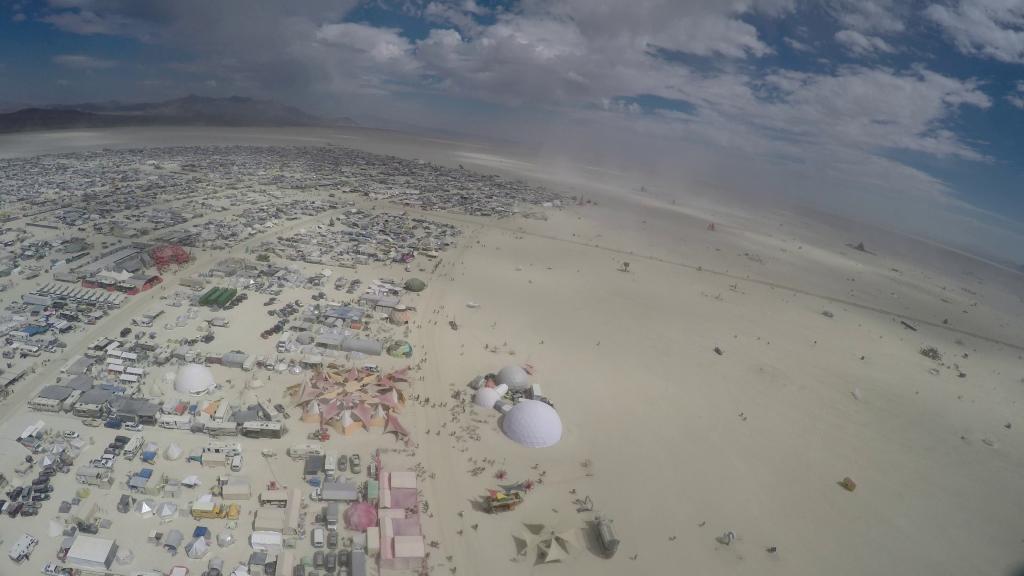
501;400;562;448
384;413;410;438
344;502;378;531
174;364;215;395
473;387;501;409
403;278;427;292
301;400;321;423
539;529;578;563
496;365;530;391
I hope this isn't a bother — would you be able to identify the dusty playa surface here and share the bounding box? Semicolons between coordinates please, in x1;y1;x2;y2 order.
0;127;1022;576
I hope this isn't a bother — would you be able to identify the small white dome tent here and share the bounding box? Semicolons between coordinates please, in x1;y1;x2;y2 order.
473;387;501;409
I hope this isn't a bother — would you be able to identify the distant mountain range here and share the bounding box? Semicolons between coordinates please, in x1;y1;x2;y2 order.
0;95;356;133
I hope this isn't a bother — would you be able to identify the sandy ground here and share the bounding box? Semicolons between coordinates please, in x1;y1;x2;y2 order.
1;127;1023;576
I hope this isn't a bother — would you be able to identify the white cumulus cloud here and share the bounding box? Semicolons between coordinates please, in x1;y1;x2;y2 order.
926;0;1024;64
52;53;117;69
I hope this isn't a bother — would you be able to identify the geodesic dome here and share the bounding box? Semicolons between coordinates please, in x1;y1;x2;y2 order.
404;278;427;292
474;387;501;409
501;400;562;448
387;340;413;358
175;363;215;395
496;365;530;391
344;502;378;531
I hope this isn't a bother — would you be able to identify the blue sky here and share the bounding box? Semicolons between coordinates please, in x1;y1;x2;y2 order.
1;0;1023;262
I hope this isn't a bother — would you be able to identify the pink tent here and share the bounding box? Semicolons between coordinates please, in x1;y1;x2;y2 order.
344;502;378;530
297;383;322;404
320;400;342;421
378;388;400;409
353;402;373;424
385;413;410;438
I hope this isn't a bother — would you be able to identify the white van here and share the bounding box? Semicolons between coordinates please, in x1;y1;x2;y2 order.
230;454;243;472
311;527;325;548
324;452;337;475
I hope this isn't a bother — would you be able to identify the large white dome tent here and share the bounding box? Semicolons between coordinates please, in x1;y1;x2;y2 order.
174;364;215;396
501;400;562;448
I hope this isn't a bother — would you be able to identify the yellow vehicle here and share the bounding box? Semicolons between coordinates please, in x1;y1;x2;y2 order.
191;501;239;520
486;490;524;513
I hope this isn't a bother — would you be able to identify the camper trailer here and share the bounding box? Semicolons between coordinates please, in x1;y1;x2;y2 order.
241;421;284;439
203;441;242;457
288;444;324;459
75;466;113;488
8;533;38;562
123;436;145;460
204;421;239;437
158;413;193;430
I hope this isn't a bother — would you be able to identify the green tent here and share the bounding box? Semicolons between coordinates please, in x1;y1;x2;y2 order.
404;278;427;292
387;340;413;358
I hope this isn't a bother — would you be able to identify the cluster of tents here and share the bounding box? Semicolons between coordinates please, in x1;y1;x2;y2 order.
288;365;414;442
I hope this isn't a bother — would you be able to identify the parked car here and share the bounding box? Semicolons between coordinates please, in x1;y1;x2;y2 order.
7;502;23;517
313;550;325;569
62;430;80;439
31;493;50;502
325;551;337;573
119;327;132;338
123;422;143;432
337;455;347;473
83;419;102;427
327;530;338;549
349;455;361;474
103;419;123;430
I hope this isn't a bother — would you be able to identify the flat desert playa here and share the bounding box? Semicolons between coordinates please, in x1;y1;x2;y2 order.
0;127;1022;576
